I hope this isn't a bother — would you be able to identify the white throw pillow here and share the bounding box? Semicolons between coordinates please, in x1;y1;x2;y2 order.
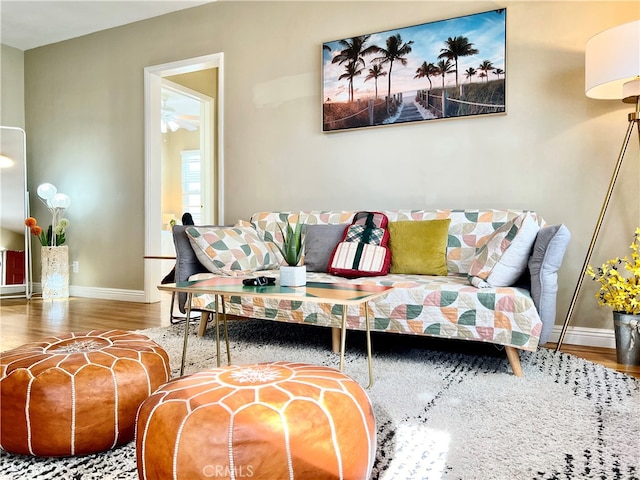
468;212;541;288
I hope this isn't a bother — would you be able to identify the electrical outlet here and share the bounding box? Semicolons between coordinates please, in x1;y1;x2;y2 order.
72;261;79;273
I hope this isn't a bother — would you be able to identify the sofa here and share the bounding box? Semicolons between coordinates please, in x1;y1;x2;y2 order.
171;209;571;376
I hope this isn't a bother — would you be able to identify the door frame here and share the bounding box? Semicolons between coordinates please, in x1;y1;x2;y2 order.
143;53;224;303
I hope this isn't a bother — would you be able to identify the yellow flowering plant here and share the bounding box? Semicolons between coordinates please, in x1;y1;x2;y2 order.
586;228;640;315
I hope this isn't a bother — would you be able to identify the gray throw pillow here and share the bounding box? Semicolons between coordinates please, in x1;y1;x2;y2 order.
304;224;346;272
528;224;571;345
172;224;220;313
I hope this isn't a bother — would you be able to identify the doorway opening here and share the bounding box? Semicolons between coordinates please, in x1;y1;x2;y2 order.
159;79;214;243
144;53;224;303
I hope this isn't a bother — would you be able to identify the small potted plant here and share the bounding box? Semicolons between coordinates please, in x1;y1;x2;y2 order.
275;217;305;287
586;227;640;365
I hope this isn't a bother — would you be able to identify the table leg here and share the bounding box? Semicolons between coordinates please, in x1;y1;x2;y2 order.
215;295;221;367
180;292;193;376
331;327;340;353
365;301;374;389
221;296;231;365
339;304;347;371
169;292;176;324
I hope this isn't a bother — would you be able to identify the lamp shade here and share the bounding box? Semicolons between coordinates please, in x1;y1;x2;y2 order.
37;183;57;200
585;20;640;100
51;193;71;209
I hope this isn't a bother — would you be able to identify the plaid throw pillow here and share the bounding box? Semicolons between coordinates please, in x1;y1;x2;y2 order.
328;211;391;278
344;224;385;245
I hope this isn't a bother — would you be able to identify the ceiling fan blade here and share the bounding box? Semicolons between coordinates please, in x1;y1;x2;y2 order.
174;117;198;131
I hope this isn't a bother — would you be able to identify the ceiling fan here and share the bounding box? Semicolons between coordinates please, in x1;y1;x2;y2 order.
161;94;199;133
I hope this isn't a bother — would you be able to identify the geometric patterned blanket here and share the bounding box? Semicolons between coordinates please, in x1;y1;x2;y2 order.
190;209;545;351
191;271;542;351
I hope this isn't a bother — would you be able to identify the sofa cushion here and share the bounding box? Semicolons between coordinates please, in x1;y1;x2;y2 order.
468;212;540;288
528;224;571;344
185;226;280;276
190;271;544;351
304;224;346;272
388;219;450;275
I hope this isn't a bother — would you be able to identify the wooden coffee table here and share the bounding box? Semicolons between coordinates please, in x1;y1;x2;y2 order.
158;278;393;387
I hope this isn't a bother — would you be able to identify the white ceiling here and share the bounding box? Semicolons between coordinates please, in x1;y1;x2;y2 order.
0;0;215;51
0;0;209;118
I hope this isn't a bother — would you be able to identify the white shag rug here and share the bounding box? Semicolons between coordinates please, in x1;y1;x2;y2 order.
1;319;639;480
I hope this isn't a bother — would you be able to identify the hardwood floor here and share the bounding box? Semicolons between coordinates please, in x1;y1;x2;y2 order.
1;296;639;379
0;295;172;352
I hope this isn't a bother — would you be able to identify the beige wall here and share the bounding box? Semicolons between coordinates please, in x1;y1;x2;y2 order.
0;228;24;251
166;69;217;100
1;44;25;128
20;1;640;333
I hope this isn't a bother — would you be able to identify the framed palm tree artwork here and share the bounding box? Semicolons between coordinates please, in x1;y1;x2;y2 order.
322;9;506;132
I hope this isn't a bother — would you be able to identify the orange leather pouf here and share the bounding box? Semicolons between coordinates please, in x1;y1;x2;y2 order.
136;362;376;480
0;330;170;457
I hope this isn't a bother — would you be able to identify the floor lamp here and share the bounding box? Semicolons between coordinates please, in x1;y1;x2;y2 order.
556;20;640;351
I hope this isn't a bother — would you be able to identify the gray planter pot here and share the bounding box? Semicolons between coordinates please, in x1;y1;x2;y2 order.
613;312;640;366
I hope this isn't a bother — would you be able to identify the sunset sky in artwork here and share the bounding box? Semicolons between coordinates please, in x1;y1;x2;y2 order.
322;9;506;102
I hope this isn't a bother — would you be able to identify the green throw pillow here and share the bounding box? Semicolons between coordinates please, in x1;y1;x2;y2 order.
388;219;451;275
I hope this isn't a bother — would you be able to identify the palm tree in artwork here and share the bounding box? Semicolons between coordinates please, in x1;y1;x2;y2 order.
414;61;437;90
478;72;487;82
464;67;477;83
331;35;379;101
438;36;479;87
338;62;364;102
371;34;414;99
436;59;455;88
493;68;505;79
364;64;387;99
478;60;495;82
332;35;379;70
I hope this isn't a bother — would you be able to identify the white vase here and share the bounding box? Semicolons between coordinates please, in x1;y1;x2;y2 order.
279;265;306;287
41;246;69;299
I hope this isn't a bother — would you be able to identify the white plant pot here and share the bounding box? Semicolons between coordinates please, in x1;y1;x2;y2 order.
279;265;306;287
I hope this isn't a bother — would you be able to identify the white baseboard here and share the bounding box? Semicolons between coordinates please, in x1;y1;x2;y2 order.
30;283;148;303
548;325;615;349
70;285;147;302
18;287;622;348
0;285;28;295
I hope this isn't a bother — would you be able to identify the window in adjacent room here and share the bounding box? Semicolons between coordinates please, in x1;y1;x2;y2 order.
181;150;202;224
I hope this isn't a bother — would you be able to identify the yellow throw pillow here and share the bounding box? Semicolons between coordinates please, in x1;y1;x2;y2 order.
388;219;451;275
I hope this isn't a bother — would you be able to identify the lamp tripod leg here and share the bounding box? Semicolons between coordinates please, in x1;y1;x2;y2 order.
556;101;640;352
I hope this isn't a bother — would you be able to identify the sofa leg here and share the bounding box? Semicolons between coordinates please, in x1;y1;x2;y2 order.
505;346;523;377
331;327;340;353
197;311;210;337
